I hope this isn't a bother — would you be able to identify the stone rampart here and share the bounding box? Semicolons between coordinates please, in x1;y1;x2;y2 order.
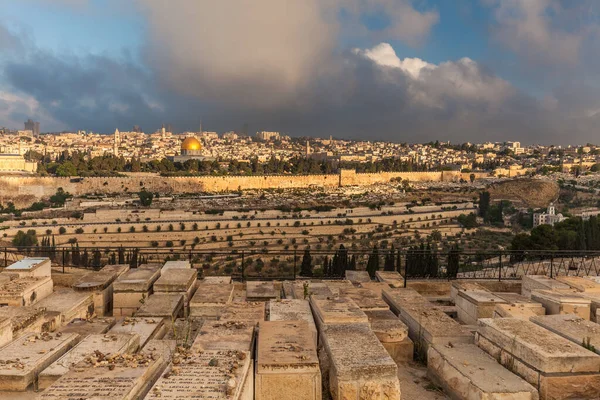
0;170;488;207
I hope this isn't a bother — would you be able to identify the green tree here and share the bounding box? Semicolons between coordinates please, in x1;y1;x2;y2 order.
55;161;77;177
366;244;379;278
49;187;72;207
138;189;153;206
300;248;313;277
12;229;38;247
478;191;491;221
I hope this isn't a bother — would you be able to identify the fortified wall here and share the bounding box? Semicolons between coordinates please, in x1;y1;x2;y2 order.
0;169;490;207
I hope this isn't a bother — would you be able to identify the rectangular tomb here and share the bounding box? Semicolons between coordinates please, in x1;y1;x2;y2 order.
428;343;538;400
220;301;266;325
359;281;392;297
455;289;507;325
0;306;46;338
161;260;190;270
246;281;278;301
476;317;600;400
0;332;79;391
191;319;256;353
256;321;321;400
323;280;354;296
189;283;234;319
161;318;203;348
153;268;196;316
522;275;570;298
321;323;401;400
557;276;600;293
375;270;403;287
450;281;488;302
134;293;184;319
38;333;140;389
108;317;166;349
493;303;544;321
3;257;51;278
383;289;473;353
344;270;371;284
112;265;161;317
492;292;546;310
531;314;600;355
291;281;333;299
202;276;232;284
34;289;94;326
38;352;166;400
57;317;116;339
0;276;53;307
579;292;600;322
309;296;368;332
72;269;120;317
338;287;389;311
145;349;253;400
268;299;318;348
531;289;591;320
364;309;412;364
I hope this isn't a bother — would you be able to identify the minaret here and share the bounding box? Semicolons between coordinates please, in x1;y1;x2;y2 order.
114;129;120;157
306;140;311;157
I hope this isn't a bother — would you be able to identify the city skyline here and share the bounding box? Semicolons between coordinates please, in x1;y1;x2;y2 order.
1;1;600;145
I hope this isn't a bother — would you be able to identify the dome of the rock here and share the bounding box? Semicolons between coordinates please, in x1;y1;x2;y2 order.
181;137;202;151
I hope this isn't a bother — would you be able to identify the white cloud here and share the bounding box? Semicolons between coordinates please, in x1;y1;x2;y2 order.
0;90;66;131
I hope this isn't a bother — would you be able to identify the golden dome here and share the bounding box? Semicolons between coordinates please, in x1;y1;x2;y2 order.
181;137;202;151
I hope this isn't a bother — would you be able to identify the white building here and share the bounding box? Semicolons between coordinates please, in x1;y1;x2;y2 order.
256;131;280;141
533;203;565;227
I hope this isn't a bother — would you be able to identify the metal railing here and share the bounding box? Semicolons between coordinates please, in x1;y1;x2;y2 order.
2;246;600;282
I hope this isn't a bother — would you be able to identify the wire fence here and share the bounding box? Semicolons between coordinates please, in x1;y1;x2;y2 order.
2;246;600;282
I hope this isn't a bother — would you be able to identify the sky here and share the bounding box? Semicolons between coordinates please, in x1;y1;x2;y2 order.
1;0;600;145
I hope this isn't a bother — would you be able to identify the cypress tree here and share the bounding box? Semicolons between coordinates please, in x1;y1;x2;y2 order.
300;248;313;277
366;244;379;279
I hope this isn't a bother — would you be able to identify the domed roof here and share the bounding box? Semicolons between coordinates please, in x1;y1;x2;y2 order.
181;136;202;151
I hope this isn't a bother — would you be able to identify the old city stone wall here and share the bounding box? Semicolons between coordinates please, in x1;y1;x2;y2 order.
0;170;490;207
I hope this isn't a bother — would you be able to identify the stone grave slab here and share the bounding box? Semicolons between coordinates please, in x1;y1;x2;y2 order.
579;292;600;322
493;304;544;321
153;269;196;316
57;317;116;339
0;332;79;391
477;317;600;399
100;264;130;277
338;287;389;311
202;276;232;285
189;283;234;319
112;266;161;317
455;289;507;325
219;301;266;325
557;276;600;293
192;320;255;353
383;289;473;353
364;309;412;364
0;317;12;348
322;280;354;296
282;281;296;299
38;351;165;400
450;281;488;302
246;281;278;301
344;270;371;284
375;270;403;287
138;339;178;396
108;317;166;349
0;276;53;307
531;289;591;320
492;292;546;312
291;281;333;300
161;260;190;270
268;299;317;348
161;318;203;348
72;269;120;317
34;289;94;326
38;333;140;389
428;343;538;400
531;314;600;355
522;275;570;298
0;306;46;338
256;321;321;400
134;293;183;319
4;257;51;278
309;296;368;332
359;281;392;297
145;349;253;400
321;323;400;400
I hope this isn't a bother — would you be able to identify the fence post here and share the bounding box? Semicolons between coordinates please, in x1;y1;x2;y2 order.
62;248;65;274
4;248;6;268
498;251;502;282
241;251;245;282
293;250;297;280
550;254;553;279
403;251;407;288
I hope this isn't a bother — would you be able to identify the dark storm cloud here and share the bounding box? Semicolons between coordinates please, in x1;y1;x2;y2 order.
1;0;599;144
